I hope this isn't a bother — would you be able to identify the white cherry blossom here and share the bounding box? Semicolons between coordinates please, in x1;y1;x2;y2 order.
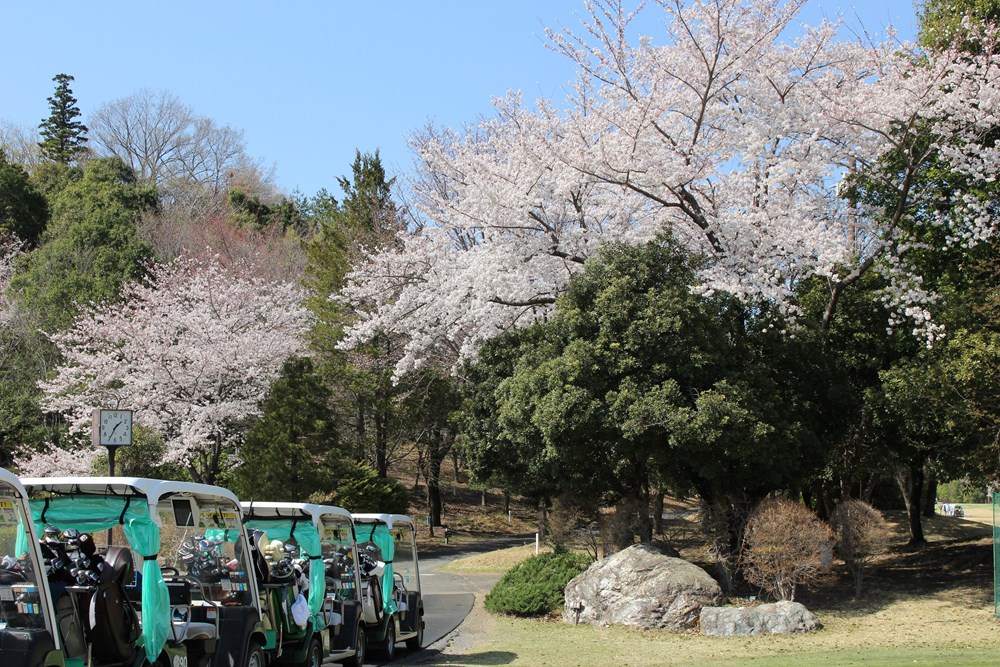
341;0;998;378
32;253;312;481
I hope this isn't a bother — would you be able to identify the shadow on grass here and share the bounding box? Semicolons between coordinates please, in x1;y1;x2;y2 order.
398;649;518;665
881;511;991;542
796;533;993;618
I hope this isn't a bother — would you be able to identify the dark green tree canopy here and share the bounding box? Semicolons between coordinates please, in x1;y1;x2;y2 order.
463;237;827;529
38;74;89;164
0;150;48;245
9;157;155;330
229;357;349;501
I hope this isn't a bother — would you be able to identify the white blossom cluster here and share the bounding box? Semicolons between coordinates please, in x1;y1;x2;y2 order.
340;0;999;379
22;254;312;477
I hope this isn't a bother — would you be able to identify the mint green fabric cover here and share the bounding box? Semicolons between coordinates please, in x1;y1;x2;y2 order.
362;523;397;615
245;518;326;627
14;516;28;561
30;496;168;663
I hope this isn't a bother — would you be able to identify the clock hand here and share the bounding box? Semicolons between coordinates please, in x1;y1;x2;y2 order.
110;421;122;437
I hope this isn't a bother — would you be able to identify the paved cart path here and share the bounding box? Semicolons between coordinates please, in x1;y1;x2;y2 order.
371;535;534;666
329;535;534;665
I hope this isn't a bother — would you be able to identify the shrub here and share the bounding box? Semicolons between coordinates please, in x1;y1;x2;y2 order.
741;498;833;601
310;462;409;515
830;498;890;597
484;548;592;617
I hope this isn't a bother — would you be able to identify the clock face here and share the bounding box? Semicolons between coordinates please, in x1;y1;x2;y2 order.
98;410;132;446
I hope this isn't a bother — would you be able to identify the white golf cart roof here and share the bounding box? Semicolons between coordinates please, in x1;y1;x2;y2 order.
241;501;353;524
20;476;242;506
350;513;416;531
0;467;28;497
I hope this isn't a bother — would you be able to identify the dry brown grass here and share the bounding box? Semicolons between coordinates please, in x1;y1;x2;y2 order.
441;544;554;574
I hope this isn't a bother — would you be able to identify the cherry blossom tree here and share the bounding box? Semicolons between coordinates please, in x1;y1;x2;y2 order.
27;254;312;483
341;0;1000;378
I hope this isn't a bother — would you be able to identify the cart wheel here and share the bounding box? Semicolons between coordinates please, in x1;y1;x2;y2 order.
301;636;322;667
342;625;366;667
406;615;424;651
381;619;396;660
245;641;265;667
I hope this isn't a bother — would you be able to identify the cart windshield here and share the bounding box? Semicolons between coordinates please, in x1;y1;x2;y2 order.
319;514;360;602
0;489;45;631
157;500;253;607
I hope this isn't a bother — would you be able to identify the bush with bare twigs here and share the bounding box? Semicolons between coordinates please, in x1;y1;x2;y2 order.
741;498;833;601
830;498;891;597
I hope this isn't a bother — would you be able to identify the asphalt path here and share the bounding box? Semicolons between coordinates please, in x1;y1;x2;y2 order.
365;535;535;666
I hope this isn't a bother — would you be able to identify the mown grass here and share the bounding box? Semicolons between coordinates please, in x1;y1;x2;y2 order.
434;611;1000;666
433;505;999;666
435;563;1000;666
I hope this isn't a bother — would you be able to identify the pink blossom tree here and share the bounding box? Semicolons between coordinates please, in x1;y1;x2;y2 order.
28;253;312;483
341;0;999;378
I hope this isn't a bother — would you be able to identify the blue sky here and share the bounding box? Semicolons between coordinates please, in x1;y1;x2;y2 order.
1;1;918;198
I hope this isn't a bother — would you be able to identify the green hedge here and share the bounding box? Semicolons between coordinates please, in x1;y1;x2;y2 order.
484;548;592;617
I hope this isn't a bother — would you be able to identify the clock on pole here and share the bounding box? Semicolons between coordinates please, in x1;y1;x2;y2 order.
92;409;133;476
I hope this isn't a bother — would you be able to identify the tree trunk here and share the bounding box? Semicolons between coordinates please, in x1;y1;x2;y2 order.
374;410;388;477
538;501;548;542
413;450;423;491
652;490;665;536
425;437;445;527
503;488;510;515
481;489;488;507
861;473;879;503
923;469;938;518
355;401;366;461
895;460;927;546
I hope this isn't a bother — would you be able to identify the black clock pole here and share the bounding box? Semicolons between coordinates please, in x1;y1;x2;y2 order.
106;444;118;545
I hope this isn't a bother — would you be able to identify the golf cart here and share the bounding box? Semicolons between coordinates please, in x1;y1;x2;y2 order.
350;514;423;660
0;467;69;667
20;477;268;667
241;502;366;667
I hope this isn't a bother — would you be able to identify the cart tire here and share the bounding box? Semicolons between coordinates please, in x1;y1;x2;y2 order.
381;619;396;660
301;636;322;667
405;615;424;651
342;625;366;667
245;641;265;667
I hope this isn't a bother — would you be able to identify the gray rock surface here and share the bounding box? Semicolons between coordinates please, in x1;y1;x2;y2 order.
563;543;722;630
700;601;822;636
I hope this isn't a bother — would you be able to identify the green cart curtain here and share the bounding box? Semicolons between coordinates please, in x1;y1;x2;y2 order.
245;519;326;622
30;496;168;664
365;523;397;615
14;516;29;561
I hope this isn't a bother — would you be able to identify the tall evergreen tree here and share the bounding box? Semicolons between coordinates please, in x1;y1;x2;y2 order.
38;74;88;164
305;151;407;478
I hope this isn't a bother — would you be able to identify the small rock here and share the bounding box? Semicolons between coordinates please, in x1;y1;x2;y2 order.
699;601;822;636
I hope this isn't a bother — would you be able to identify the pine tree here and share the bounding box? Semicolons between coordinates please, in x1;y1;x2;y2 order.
38;74;88;164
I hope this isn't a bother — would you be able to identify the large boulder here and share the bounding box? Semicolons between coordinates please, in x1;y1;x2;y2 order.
562;543;722;630
700;601;822;636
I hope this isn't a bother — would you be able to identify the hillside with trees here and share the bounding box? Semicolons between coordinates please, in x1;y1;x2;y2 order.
0;1;996;600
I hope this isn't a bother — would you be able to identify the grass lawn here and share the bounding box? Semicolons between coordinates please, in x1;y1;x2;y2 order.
436;610;1000;666
436;507;1000;666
